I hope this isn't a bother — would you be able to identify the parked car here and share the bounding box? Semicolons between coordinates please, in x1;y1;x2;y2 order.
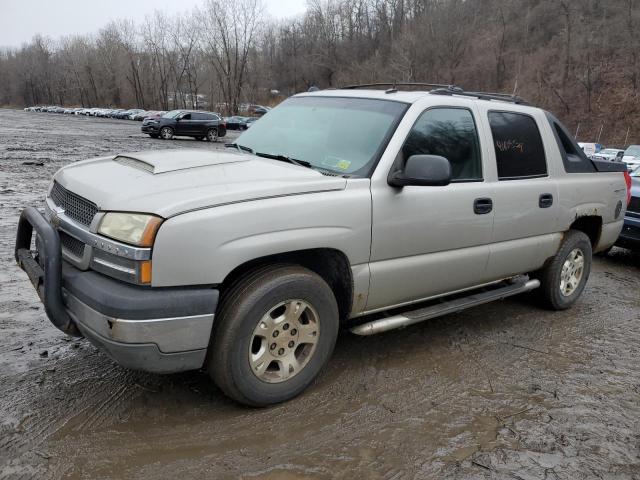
15;86;630;407
578;142;600;158
126;109;144;120
132;110;151;121
252;106;270;116
224;116;249;130
622;145;640;171
141;110;226;141
244;117;258;128
593;148;625;162
615;166;640;251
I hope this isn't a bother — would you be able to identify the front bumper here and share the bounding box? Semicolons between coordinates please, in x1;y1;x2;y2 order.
615;215;640;250
141;124;159;133
15;207;219;373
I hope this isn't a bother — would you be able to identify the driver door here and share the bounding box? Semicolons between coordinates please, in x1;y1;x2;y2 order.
175;113;193;135
367;106;496;312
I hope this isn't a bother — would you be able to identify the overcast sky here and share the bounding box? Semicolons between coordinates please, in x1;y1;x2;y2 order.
0;0;308;48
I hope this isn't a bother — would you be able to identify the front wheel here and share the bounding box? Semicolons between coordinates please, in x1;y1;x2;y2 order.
536;230;592;310
208;265;339;406
160;126;174;140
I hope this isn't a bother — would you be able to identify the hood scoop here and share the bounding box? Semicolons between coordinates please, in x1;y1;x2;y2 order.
113;149;248;174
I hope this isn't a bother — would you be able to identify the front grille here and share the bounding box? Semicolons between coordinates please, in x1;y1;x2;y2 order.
60;231;85;258
50;181;98;226
628;196;640;215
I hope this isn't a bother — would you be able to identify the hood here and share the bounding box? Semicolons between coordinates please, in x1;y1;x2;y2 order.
55;149;347;218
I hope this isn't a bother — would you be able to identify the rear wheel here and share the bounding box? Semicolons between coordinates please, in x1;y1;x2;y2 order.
537;230;592;310
206;128;218;142
208;265;339;406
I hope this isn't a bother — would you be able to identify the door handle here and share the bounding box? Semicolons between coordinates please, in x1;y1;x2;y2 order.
539;193;554;208
473;198;493;215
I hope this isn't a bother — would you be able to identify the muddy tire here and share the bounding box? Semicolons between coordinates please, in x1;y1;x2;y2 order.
206;128;218;142
208;265;339;407
537;230;592;310
160;126;174;140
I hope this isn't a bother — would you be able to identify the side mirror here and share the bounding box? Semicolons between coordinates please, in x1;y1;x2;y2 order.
388;154;452;187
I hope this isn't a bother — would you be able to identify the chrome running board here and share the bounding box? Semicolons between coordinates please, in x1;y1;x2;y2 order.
350;276;540;336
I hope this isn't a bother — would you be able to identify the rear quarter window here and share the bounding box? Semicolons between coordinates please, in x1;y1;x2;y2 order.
544;111;596;173
488;111;547;180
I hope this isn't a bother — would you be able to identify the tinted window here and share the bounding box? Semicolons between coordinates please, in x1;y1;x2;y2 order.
402;108;482;181
192;113;211;121
544;111;595;173
181;113;192;120
489;112;547;179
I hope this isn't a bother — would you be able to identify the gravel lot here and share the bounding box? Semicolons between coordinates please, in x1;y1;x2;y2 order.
0;108;639;480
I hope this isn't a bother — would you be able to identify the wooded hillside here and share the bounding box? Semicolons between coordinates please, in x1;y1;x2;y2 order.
1;0;638;146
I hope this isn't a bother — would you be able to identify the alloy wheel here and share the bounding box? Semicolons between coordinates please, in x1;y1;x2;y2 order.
248;299;320;383
559;248;584;296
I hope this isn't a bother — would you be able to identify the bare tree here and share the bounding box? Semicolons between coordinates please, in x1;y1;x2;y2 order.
201;0;264;114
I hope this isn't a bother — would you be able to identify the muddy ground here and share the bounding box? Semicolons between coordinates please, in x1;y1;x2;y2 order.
0;108;638;479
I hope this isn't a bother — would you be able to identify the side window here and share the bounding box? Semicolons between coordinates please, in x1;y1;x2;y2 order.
488;111;547;180
402;108;482;181
181;113;192;120
546;113;596;173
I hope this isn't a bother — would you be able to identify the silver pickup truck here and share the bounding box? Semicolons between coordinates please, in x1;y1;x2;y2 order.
16;84;631;406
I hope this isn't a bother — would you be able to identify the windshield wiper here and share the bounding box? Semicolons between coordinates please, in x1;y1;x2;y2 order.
225;143;254;153
255;152;313;169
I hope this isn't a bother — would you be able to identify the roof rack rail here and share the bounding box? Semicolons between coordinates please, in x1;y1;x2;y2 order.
430;86;529;105
338;82;529;104
341;82;460;93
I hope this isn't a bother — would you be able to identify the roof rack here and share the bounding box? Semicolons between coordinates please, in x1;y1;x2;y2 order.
430;86;529;105
341;82;459;93
338;82;529;104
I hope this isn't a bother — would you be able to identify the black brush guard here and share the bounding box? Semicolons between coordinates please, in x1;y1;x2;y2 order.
15;206;81;336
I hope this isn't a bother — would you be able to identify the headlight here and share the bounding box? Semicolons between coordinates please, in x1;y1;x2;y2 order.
98;212;163;247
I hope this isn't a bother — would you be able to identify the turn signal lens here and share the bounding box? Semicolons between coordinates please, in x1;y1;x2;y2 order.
139;260;152;284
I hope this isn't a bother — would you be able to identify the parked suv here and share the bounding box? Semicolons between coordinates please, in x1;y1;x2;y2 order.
616;166;640;250
15;85;629;406
623;145;640;171
142;110;226;141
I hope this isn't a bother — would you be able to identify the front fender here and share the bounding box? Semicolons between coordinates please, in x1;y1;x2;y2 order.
151;181;372;287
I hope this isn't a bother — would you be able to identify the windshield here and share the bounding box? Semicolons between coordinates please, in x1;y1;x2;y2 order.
235;96;407;176
625;145;640;157
163;110;182;119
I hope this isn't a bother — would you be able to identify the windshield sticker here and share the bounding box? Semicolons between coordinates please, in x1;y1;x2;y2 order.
322;156;351;170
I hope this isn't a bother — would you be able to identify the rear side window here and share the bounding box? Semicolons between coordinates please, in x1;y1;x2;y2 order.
544;112;596;173
402;107;482;181
488;111;547;180
192;113;209;120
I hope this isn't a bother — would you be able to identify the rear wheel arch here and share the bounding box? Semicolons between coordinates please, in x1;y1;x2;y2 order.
569;215;602;248
218;248;354;322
